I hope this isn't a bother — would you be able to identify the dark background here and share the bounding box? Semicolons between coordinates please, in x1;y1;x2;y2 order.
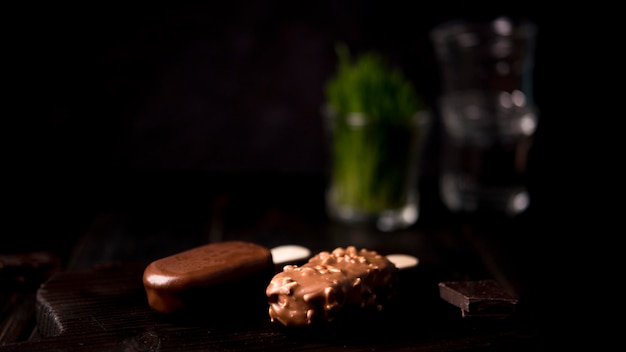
5;1;570;255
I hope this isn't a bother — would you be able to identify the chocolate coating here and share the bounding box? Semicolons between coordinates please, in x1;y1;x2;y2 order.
143;241;273;314
266;246;399;327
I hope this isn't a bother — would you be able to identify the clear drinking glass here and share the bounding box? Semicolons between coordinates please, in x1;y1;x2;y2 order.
431;17;538;216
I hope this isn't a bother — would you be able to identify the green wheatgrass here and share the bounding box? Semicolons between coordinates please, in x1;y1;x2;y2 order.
325;45;423;214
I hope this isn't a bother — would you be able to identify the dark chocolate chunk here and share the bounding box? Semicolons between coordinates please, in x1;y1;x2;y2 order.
438;280;518;318
0;251;60;286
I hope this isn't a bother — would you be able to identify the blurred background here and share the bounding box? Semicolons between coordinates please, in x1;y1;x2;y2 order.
5;0;563;254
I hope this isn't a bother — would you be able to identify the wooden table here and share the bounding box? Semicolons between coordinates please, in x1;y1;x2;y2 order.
1;171;550;351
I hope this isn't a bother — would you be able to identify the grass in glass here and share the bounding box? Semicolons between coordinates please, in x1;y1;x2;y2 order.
324;46;426;231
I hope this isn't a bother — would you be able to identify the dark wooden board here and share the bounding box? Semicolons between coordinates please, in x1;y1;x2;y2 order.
1;259;538;351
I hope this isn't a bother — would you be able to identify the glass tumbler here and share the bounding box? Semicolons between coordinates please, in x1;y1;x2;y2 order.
323;106;429;231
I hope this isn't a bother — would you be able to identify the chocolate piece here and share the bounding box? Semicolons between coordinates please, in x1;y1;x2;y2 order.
143;241;273;314
0;251;61;288
266;246;399;327
438;280;518;317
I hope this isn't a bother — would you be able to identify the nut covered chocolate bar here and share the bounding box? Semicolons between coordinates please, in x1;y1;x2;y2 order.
266;246;399;326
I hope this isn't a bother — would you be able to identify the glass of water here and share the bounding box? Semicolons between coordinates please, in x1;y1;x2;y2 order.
430;17;538;216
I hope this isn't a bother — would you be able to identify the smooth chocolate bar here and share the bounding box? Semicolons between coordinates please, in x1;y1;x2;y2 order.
143;241;273;314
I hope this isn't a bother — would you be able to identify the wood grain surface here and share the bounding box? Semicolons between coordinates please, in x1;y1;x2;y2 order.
2;252;537;351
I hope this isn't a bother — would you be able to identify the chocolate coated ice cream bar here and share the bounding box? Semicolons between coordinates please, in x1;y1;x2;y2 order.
266;246;400;327
143;241;273;314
